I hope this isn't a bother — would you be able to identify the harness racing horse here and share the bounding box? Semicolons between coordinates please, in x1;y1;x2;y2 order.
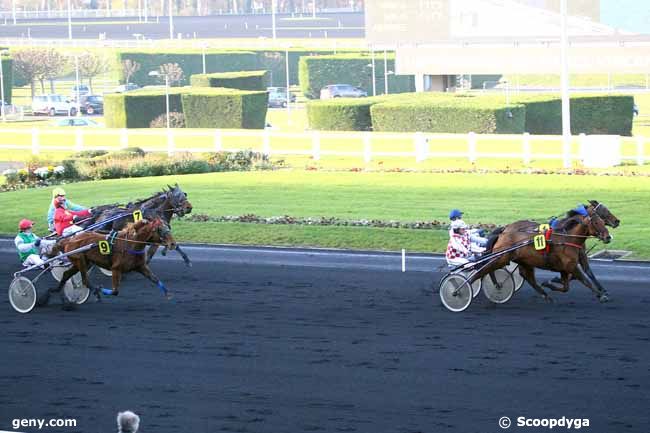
478;207;611;303
89;184;192;267
50;218;177;309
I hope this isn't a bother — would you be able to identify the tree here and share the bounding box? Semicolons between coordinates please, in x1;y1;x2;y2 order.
12;49;41;98
159;63;184;86
122;59;141;84
78;51;110;93
35;49;67;94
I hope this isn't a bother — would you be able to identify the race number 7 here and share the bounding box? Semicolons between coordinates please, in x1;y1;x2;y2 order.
132;210;143;222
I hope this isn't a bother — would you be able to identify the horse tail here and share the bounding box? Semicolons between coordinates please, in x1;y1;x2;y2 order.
485;227;505;254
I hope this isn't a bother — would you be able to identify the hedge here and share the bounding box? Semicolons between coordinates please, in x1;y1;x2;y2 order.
190;70;269;91
181;88;268;129
1;56;12;103
514;94;634;136
370;93;526;134
105;87;268;129
299;54;415;99
116;50;259;86
307;96;389;131
104;88;184;128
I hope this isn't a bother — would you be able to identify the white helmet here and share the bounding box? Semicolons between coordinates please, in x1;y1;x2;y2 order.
450;219;468;230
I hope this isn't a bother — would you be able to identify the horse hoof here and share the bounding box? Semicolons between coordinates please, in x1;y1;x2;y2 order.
599;294;610;303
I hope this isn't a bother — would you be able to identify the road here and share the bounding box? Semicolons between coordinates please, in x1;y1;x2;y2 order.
1;241;649;433
0;13;365;40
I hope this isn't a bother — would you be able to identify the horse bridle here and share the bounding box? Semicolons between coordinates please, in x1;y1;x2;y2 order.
583;209;609;241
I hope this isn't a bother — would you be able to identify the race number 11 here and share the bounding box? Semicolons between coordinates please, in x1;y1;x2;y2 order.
533;235;547;251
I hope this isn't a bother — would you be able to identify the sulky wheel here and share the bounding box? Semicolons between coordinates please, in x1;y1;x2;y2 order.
460;270;482;298
505;262;525;292
481;269;516;304
63;272;91;305
9;277;37;314
439;274;473;312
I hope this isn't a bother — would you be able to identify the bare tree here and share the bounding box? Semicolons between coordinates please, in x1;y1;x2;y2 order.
78;51;110;93
35;49;67;94
159;63;184;86
122;59;141;84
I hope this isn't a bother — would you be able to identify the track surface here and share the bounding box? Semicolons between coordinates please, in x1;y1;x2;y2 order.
0;13;365;39
1;243;649;433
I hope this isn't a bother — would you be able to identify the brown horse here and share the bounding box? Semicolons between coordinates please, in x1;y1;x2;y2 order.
50;218;176;309
476;207;611;303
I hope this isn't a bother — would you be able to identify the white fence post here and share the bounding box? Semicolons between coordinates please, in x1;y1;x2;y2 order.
214;129;223;152
522;132;531;165
562;135;572;169
262;130;271;155
120;128;128;149
31;128;40;155
414;132;425;162
166;128;175;156
636;135;645;166
75;129;84;152
578;133;587;162
467;132;477;163
363;132;372;163
312;130;321;161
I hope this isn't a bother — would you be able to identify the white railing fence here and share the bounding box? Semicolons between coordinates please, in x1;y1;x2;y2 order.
0;128;645;169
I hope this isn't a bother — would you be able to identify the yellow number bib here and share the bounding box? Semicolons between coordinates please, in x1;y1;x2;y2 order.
132;210;143;222
533;235;547;251
98;240;111;255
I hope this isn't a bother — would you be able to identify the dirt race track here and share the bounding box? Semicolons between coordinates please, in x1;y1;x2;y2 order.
1;243;649;433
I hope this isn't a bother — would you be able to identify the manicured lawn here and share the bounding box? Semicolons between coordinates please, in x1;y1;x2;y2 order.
1;171;646;257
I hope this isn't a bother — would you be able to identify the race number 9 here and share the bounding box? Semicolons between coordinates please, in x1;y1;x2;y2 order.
538;224;550;233
132;210;143;222
533;235;547;251
98;240;111;255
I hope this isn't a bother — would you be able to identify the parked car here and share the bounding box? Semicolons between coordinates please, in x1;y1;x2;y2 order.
268;90;291;108
69;84;90;100
32;95;77;116
0;100;17;115
79;95;104;115
112;83;140;93
52;117;100;127
267;87;296;102
320;84;367;99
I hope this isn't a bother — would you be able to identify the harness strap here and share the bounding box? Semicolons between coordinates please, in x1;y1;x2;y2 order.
564;242;584;250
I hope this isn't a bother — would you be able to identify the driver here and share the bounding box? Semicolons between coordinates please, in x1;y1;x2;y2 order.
14;219;57;267
446;219;487;267
53;195;92;236
47;187;87;232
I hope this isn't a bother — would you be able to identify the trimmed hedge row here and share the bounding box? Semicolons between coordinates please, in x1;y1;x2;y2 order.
514;94;634;136
371;94;526;134
116;50;259;86
1;56;12;103
307;92;633;135
104;87;268;129
190;70;269;91
299;54;415;99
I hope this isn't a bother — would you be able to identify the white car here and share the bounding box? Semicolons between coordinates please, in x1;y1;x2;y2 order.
32;95;78;116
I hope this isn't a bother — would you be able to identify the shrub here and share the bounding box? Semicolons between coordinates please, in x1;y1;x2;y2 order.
370;93;526;134
190;70;269;91
149;112;186;128
1;56;12;103
181;88;268;129
307;97;387;131
299;54;415;99
104;88;184;128
72;150;108;158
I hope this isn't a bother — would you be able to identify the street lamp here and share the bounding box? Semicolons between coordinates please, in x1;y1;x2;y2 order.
168;0;174;40
148;70;170;129
272;0;277;40
67;0;72;40
366;49;376;97
285;44;291;124
499;79;513;119
0;49;8;122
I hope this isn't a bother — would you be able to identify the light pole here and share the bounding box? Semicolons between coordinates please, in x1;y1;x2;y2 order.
67;0;72;40
74;54;81;116
202;44;207;74
285;45;291;124
560;0;571;168
0;50;8;122
366;48;376;96
149;70;170;129
383;50;389;94
144;0;148;22
11;0;16;25
168;0;174;40
312;0;316;18
271;0;277;40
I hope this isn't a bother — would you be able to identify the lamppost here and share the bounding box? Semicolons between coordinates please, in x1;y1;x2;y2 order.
148;70;170;129
0;49;8;122
366;48;376;96
202;43;207;74
168;0;174;40
271;0;277;40
285;44;291;124
67;0;72;40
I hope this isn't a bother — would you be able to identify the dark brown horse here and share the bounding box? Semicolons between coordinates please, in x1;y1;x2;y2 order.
50;218;176;309
476;207;611;303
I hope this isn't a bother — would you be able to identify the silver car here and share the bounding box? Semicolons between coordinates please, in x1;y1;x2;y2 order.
320;84;368;99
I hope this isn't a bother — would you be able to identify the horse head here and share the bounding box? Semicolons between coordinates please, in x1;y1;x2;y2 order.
588;200;620;228
166;183;192;217
149;218;177;251
585;207;612;244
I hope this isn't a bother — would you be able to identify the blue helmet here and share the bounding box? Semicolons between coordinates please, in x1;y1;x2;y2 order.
573;204;588;216
449;209;463;220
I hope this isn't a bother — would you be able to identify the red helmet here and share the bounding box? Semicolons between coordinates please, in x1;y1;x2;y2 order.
19;219;34;230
